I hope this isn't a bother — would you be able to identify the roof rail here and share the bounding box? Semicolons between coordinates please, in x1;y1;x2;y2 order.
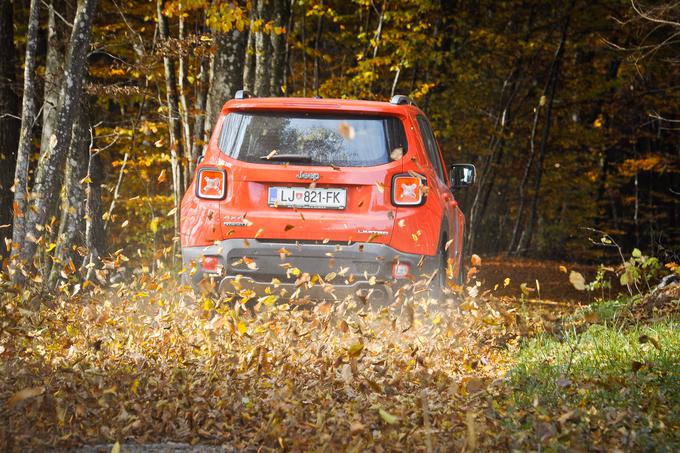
234;89;254;100
389;95;416;106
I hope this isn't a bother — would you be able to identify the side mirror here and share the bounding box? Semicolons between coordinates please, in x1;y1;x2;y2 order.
450;164;476;189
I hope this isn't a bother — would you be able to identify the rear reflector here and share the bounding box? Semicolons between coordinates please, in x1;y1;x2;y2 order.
392;174;425;206
201;256;219;272
392;261;410;279
196;168;226;199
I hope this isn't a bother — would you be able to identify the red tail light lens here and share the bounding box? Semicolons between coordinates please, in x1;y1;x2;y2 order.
392;174;425;206
201;256;219;272
196;168;226;200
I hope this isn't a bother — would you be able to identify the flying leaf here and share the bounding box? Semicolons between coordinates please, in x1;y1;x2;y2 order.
284;224;295;232
338;121;356;140
390;147;404;160
157;169;167;183
8;386;45;408
569;271;586;291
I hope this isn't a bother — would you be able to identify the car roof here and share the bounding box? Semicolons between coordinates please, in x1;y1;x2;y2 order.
221;97;423;117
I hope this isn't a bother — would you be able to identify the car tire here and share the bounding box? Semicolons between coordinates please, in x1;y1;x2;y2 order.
428;239;449;301
457;242;466;286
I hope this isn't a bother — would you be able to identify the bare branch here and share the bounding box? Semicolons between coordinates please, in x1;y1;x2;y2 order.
631;0;680;28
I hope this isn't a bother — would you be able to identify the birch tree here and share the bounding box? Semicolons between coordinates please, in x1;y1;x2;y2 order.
10;0;40;278
20;0;98;268
156;0;184;243
48;101;90;288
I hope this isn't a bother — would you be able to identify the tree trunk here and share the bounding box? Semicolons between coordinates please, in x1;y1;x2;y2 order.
177;4;192;188
283;0;294;96
48;100;90;288
39;0;72;168
83;145;104;283
206;28;246;134
243;19;256;92
313;8;323;97
156;0;184;242
254;0;273;96
269;0;291;96
10;0;40;279
507;93;541;253
301;6;307;96
20;0;98;268
191;55;210;166
520;0;575;253
0;0;19;260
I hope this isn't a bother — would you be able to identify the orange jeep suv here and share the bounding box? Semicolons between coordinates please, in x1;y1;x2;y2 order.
180;91;475;302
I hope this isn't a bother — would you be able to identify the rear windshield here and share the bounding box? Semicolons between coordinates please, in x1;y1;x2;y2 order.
218;111;408;167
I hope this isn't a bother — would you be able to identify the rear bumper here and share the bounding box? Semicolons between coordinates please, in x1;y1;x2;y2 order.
181;239;437;301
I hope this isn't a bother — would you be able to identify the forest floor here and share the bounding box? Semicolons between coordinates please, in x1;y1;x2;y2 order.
1;258;678;451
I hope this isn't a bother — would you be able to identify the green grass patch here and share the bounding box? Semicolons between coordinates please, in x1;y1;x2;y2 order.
502;307;680;450
569;295;635;323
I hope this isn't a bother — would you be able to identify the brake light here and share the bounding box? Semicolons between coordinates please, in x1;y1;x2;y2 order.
196;168;226;199
392;174;425;206
392;261;411;279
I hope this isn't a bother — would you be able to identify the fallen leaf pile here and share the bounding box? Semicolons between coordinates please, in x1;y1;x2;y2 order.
0;271;676;450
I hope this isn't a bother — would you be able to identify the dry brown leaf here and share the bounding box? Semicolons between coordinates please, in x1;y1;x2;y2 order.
8;386;45;408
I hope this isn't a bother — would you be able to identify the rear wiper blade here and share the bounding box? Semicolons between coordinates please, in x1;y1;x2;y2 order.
260;154;314;163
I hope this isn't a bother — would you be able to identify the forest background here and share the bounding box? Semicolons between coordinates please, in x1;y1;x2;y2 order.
0;0;678;286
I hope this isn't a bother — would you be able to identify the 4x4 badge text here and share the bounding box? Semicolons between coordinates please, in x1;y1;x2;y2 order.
296;171;320;181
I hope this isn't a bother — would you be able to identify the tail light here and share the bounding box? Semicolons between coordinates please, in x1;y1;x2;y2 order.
201;255;220;272
391;174;426;206
196;168;226;200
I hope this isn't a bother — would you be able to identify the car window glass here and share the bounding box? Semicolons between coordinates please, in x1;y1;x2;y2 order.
219;112;408;167
416;115;445;182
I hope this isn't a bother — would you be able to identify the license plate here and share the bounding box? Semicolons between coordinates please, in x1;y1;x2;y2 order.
268;187;347;209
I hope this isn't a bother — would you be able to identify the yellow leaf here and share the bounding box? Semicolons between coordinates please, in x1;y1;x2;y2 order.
559;265;567;273
593;114;604;128
503;277;510;287
149;217;161;233
348;342;364;357
111;441;121;453
131;379;140;395
237;321;248;335
378;408;399;425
